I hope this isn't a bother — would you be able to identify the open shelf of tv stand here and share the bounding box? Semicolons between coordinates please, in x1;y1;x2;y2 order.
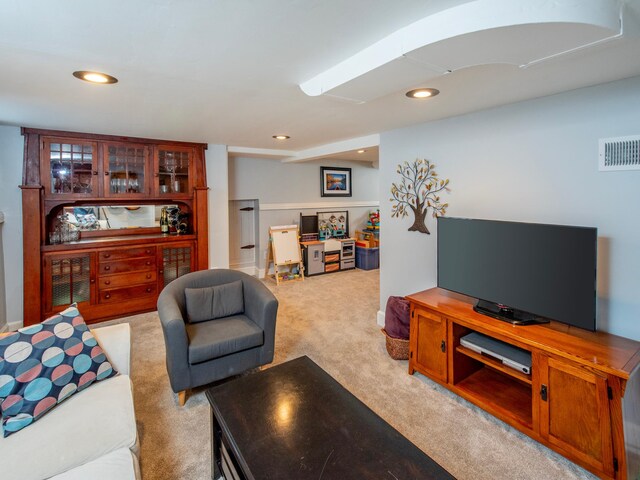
454;366;532;429
406;287;640;480
452;338;533;430
455;344;532;385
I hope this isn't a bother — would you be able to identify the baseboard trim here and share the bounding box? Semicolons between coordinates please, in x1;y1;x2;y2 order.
7;321;21;332
230;265;258;277
377;310;385;327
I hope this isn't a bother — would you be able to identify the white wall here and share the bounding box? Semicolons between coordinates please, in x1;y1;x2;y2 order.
379;75;640;340
0;126;24;329
0;211;6;331
230;156;379;203
229;156;379;268
206;144;230;269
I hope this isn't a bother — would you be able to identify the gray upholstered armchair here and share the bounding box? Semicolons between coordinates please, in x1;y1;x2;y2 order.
157;269;278;405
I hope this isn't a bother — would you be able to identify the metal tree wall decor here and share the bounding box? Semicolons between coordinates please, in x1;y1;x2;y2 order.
390;158;450;234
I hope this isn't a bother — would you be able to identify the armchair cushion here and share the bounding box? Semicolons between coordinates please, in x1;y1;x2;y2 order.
186;315;263;365
185;280;244;323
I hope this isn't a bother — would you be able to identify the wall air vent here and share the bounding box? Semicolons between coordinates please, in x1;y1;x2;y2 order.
599;136;640;171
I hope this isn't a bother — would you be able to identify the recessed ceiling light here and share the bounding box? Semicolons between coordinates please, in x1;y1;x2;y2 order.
357;149;366;154
272;135;290;140
73;71;118;84
406;88;439;99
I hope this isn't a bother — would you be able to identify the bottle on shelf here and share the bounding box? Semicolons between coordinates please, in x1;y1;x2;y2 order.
160;207;169;235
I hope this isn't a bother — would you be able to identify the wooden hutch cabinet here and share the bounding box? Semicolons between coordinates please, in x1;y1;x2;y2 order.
407;288;640;480
21;128;209;325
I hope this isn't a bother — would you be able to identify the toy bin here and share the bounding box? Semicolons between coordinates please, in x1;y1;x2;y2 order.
355;246;379;270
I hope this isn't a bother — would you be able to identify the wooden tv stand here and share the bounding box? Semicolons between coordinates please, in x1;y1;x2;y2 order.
406;288;640;480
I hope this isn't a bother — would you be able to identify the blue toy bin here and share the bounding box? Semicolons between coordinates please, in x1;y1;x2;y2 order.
356;246;379;270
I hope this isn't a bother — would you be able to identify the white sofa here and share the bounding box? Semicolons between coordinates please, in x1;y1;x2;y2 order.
0;323;140;480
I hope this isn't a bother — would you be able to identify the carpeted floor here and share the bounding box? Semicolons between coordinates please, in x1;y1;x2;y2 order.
107;269;596;480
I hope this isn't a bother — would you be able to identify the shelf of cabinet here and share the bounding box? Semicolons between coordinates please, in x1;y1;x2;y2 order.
276;272;303;283
455;345;532;385
41;233;197;252
455;367;533;429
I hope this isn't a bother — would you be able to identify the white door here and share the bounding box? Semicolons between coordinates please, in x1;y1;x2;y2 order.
229;200;258;273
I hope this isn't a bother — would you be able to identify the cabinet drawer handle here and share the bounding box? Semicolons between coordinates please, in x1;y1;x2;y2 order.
145;261;151;266
146;274;152;279
90;278;95;284
92;170;98;176
105;293;111;299
159;269;164;274
440;340;446;353
145;249;152;254
104;280;111;285
104;265;111;271
146;287;152;293
103;253;111;258
540;384;548;402
105;171;110;176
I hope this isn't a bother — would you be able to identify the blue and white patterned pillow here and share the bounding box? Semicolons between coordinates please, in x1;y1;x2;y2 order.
0;304;118;437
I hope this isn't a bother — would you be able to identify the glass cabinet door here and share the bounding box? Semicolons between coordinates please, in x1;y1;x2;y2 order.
161;245;192;286
43;139;98;197
45;253;93;313
104;143;149;197
156;146;193;196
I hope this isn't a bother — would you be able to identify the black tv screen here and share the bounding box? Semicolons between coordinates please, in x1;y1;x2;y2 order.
437;217;597;330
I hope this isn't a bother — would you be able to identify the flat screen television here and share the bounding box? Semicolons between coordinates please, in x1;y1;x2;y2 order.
437;217;597;330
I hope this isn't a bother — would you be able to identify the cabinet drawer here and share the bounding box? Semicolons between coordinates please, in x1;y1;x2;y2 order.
99;246;156;262
341;259;355;270
100;283;157;303
325;263;340;273
99;257;156;275
324;253;340;263
99;271;156;289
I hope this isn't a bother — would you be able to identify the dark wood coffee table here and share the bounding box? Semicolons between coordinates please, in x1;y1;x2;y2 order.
205;356;454;479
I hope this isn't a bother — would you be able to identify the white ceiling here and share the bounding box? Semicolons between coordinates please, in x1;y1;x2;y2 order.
1;0;640;156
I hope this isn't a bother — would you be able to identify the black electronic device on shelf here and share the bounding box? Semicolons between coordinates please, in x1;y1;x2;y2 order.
473;300;544;326
437;217;597;331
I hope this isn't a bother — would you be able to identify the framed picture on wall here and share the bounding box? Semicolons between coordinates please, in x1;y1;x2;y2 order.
320;167;352;197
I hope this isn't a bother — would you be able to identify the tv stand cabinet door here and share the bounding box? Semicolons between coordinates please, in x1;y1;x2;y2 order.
539;356;615;478
409;307;447;382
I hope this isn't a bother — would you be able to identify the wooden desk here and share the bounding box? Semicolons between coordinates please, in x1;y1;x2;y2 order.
206;356;454;480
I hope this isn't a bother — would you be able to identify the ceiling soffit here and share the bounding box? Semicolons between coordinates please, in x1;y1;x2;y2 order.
300;0;626;103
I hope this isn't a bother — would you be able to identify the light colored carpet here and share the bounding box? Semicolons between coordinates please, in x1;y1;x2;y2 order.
107;269;596;479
